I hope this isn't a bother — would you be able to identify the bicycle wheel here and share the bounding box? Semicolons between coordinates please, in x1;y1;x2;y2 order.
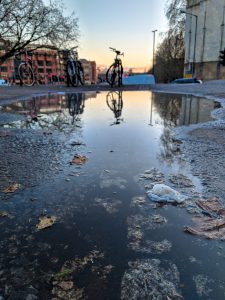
77;62;85;85
67;61;78;87
18;63;34;86
106;63;117;87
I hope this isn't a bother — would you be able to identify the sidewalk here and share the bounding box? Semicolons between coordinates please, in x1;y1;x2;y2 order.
151;80;225;101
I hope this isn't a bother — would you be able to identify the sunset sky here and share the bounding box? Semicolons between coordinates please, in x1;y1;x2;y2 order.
63;0;168;71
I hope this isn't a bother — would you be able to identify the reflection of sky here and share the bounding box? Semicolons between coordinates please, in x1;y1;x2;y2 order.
1;92;216;130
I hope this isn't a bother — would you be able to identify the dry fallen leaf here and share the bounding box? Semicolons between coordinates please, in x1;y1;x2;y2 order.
71;154;88;165
36;216;57;230
3;183;21;193
184;198;225;240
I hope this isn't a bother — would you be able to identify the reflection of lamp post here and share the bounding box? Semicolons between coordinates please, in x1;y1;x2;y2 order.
181;10;198;77
152;30;157;76
149;93;154;126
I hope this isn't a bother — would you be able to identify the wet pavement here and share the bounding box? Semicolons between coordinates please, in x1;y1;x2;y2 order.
0;91;225;299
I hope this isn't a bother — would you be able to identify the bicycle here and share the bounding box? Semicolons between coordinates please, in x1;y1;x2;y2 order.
66;46;84;87
14;48;35;86
106;91;123;125
106;47;124;87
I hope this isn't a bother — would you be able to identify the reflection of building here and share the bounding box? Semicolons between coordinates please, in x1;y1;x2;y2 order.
179;95;215;125
184;0;225;80
152;93;217;126
3;93;97;115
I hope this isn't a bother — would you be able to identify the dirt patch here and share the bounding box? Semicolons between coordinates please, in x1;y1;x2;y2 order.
189;127;225;146
176;122;225;202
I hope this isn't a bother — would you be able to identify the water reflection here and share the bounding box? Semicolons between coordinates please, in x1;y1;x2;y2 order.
68;93;85;124
0;93;96;131
149;93;219;164
106;91;123;125
151;93;218;127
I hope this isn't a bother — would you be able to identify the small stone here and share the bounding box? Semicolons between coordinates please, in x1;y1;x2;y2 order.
57;281;74;291
26;295;38;300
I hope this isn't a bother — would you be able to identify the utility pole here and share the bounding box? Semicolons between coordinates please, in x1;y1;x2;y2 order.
152;30;157;76
180;10;198;76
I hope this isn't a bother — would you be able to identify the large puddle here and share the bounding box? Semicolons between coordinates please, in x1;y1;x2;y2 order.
0;91;224;299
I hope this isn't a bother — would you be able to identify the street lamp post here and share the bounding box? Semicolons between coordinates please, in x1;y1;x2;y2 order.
152;30;157;76
181;10;198;76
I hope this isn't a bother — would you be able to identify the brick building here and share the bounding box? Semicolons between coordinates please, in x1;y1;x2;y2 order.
80;59;97;84
0;44;97;84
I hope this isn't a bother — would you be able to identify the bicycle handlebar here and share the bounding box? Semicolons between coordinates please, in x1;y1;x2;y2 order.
109;47;124;56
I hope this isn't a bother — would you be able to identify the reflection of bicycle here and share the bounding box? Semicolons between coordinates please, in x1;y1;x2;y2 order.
14;49;35;86
66;47;84;87
106;91;123;125
106;47;124;87
68;93;85;124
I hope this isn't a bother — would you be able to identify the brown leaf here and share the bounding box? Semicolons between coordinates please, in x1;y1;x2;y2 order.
184;198;225;240
36;216;57;230
70;154;88;165
196;198;225;216
3;183;21;193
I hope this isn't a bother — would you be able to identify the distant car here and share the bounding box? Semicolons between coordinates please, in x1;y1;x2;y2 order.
0;79;10;86
171;78;203;84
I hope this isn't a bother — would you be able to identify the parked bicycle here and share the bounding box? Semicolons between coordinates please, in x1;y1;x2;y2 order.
66;46;84;87
106;91;123;125
106;47;124;87
14;48;35;86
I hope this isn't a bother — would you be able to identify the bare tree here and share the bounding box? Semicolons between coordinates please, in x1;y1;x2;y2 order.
151;0;186;82
0;0;79;63
165;0;186;34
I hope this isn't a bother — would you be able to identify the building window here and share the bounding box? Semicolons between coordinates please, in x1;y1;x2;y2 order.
0;66;7;72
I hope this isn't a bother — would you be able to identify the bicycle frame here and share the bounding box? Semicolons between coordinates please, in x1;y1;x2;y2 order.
67;46;79;61
66;46;84;87
106;47;124;87
14;48;35;86
67;50;77;77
